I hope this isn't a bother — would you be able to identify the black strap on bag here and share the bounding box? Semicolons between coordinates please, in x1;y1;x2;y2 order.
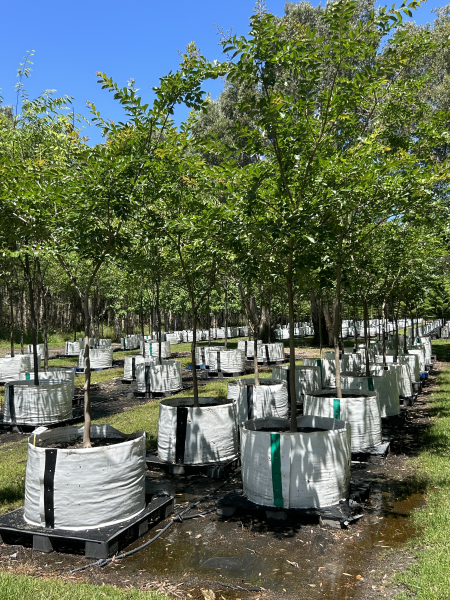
44;449;57;528
175;407;188;464
8;385;16;423
246;385;254;420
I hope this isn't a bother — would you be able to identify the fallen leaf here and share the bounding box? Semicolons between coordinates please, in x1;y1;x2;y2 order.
201;590;215;600
343;573;352;576
356;575;362;580
195;534;202;539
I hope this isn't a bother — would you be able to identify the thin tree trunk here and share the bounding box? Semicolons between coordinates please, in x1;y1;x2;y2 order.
253;327;260;386
24;256;39;386
287;252;297;432
20;287;24;354
83;292;92;448
404;308;408;354
36;260;49;371
382;299;387;367
156;280;162;363
140;280;146;358
363;298;370;377
191;311;199;407
319;298;323;359
9;284;14;357
224;279;228;350
334;238;343;398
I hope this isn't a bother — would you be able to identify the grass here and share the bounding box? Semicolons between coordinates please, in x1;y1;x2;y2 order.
393;342;450;599
0;573;172;600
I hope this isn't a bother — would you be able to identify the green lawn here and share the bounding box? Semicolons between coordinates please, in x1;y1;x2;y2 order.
394;343;450;598
0;573;171;600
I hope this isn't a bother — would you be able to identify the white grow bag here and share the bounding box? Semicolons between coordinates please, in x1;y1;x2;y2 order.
78;348;113;369
0;355;32;382
373;358;413;398
65;341;80;356
27;344;44;355
18;368;75;398
97;339;112;348
208;349;245;373
303;389;382;452
157;397;238;465
124;355;159;380
166;333;182;345
419;337;432;365
195;346;211;367
150;360;182;394
121;335;142;350
340;369;400;417
24;424;146;530
237;340;262;359
408;347;426;372
140;340;171;359
241;415;351;509
134;357;162;393
3;379;73;425
257;343;285;363
227;378;289;424
272;365;322;403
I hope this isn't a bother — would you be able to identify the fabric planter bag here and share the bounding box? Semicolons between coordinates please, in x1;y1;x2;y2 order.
24;424;146;530
227;378;289;424
241;415;351;509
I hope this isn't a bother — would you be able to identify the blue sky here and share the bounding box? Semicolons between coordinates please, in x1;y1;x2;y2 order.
0;0;446;144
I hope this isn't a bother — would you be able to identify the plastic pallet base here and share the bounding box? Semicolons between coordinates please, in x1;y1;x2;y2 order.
245;359;285;366
121;379;135;384
75;366;114;373
207;371;245;379
0;411;84;433
216;490;365;529
351;437;392;464
146;452;240;479
134;388;183;399
0;495;174;559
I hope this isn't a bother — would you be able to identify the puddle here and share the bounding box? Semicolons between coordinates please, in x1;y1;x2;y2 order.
117;471;426;598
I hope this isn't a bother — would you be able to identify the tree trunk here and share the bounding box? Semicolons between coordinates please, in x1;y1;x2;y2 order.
191;311;199;407
140;280;146;358
363;299;370;377
287;261;297;432
83;292;92;448
381;299;387;367
37;260;49;371
334;240;343;398
20;287;24;354
9;284;14;358
156;280;162;363
24;256;39;386
224;279;228;350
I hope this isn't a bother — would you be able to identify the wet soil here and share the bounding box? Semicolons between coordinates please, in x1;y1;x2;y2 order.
0;358;439;599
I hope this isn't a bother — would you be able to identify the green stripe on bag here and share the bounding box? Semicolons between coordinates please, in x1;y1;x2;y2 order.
270;433;283;508
333;398;341;420
368;377;374;391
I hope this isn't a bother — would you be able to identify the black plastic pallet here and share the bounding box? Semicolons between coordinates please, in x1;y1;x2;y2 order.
351;437;393;464
216;484;368;529
0;409;84;433
134;388;183;399
146;451;240;478
207;371;245;379
121;378;135;384
0;494;174;559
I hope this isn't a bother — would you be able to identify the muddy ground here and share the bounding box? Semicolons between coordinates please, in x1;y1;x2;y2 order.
0;354;437;600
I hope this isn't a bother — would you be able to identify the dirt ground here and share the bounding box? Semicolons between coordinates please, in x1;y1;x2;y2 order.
0;357;438;600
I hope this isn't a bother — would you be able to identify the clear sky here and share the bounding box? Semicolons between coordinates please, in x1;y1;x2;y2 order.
0;0;446;144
